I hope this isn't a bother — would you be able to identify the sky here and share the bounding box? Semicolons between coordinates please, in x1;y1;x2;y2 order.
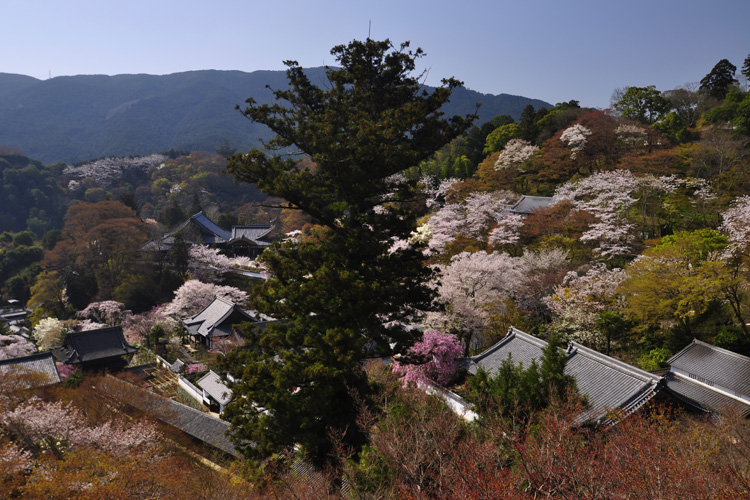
2;0;749;109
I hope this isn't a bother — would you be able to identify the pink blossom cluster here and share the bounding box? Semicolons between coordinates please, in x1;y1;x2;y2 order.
63;154;168;188
0;334;37;360
427;191;516;253
77;301;128;326
162;280;248;318
489;213;525;246
184;363;207;374
543;264;626;346
189;244;233;273
554;170;639;258
392;330;462;388
1;397;160;456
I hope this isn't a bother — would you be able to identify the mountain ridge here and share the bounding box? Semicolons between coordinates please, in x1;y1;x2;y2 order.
0;69;550;164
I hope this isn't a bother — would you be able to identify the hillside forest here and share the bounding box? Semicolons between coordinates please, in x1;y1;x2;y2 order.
2;45;750;498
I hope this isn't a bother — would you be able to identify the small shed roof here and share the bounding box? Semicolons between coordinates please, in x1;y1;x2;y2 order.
0;352;61;387
510;195;556;215
53;326;137;365
467;327;662;425
197;370;233;406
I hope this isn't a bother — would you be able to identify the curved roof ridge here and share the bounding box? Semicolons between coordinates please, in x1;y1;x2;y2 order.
568;342;661;383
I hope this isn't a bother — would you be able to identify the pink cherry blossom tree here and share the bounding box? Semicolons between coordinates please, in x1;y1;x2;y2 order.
720;195;750;257
162;279;248;318
392;330;462;387
428;250;522;353
77;300;128;326
0;334;37;360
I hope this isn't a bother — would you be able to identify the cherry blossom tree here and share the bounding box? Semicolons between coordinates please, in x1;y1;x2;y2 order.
543;264;626;349
0;334;37;360
488;213;525;246
77;300;128;326
392;330;462;387
494;138;539;170
429;250;522;353
162;279;248;318
559;123;592;159
426;190;517;254
554;170;639;258
721;195;750;257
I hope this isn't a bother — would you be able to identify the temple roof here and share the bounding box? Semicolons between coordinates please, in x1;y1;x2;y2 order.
467;327;662;425
52;326;137;365
0;351;61;388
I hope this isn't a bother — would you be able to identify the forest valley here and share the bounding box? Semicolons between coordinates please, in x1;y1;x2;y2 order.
2;40;750;498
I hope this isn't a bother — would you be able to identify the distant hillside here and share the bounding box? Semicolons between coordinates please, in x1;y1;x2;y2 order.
0;70;549;164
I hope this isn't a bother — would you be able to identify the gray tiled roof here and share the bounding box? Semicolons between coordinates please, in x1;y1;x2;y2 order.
53;326;138;365
510;195;556;215
667;339;750;397
197;370;233;406
467;327;662;425
99;375;238;457
183;296;258;338
230;225;273;244
0;352;61;388
663;372;750;417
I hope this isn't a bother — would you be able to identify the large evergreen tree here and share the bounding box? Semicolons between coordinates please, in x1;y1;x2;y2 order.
700;58;738;100
221;39;475;467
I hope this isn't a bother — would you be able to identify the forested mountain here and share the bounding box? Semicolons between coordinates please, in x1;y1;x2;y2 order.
0;69;549;164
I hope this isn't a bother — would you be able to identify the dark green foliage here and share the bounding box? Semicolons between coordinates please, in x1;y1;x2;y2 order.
614;85;670;124
41;229;63;250
467;334;576;422
188;193;203;216
743;54;750;81
700;59;738;100
65;372;84;388
216;212;239;231
12;231;35;248
0;155;65;233
160;200;186;228
168;232;190;277
221;38;475;468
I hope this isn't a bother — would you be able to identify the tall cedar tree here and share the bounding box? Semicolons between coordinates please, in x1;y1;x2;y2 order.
221;39;476;467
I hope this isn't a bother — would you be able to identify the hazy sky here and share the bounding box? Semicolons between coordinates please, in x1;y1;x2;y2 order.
3;0;749;108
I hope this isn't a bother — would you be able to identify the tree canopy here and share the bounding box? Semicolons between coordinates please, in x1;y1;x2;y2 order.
221;39;475;467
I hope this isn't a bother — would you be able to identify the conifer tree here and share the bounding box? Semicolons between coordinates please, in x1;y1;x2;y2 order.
221;39;475;467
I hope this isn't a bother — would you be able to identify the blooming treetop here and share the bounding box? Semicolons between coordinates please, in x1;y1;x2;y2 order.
32;318;67;351
0;334;36;360
494;139;539;171
488;213;525;247
559;124;592;159
427;190;517;254
392;330;462;387
429;250;522;352
77;300;128;326
543;264;626;348
162;280;248;318
1;397;160;456
720;195;750;257
554;170;639;258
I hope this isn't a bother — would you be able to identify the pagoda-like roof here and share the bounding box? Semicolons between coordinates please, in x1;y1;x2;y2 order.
467;327;663;425
52;326;137;365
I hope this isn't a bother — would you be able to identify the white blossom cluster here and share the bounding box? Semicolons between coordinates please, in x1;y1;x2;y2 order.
720;195;750;257
63;154;168;188
494;139;539;170
559;124;592;159
615;124;648;147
